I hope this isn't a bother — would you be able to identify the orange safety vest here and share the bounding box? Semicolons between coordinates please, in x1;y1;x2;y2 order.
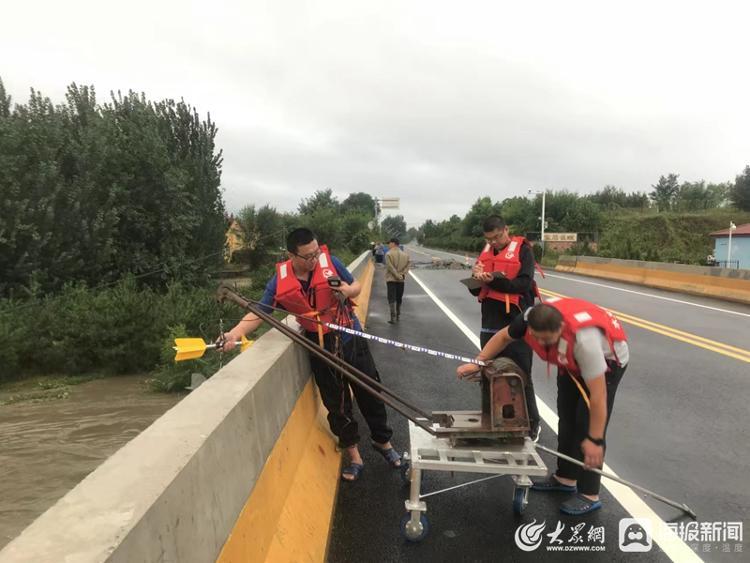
524;297;627;378
274;245;352;335
477;236;529;312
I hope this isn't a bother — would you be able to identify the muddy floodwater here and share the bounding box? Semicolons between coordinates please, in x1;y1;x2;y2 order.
0;376;183;549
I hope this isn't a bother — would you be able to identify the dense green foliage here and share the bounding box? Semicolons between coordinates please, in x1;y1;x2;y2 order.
3;77;746;390
380;215;408;241
232;189;377;270
0;78;226;298
0;278;233;384
731;166;750;211
418;173;747;264
418;191;614;252
597;209;750;263
0;80;378;389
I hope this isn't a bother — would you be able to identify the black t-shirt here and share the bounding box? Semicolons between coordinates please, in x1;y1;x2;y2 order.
508;313;529;339
469;242;536;330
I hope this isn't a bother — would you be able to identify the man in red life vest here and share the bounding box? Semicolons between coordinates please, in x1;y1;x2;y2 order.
468;215;541;440
456;297;629;515
220;228;400;482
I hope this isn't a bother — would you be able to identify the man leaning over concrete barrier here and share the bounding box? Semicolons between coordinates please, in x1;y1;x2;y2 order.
220;228;402;482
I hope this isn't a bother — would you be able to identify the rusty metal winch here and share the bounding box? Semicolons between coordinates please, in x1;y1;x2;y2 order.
431;358;531;445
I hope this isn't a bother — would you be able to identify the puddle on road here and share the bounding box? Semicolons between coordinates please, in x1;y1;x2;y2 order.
0;376;183;549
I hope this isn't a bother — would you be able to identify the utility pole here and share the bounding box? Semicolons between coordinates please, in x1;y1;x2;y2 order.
727;221;737;267
528;189;547;254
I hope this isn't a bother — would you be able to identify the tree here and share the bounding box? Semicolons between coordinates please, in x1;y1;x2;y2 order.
650;173;680;212
624;191;650;210
418;220;436;243
298;188;339;215
0;78;10;117
674;181;706;211
236;204;285;267
340;192;377;218
340;212;372;253
0;78;226;296
561;198;602;232
674;180;729;211
588;185;628;209
706;183;731;208
730;166;750;211
381;215;408;239
500;196;535;232
462;197;503;236
299;207;346;251
542;191;582;231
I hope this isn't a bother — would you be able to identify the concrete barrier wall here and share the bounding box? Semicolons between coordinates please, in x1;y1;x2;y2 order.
556;255;750;304
216;252;375;563
0;250;373;563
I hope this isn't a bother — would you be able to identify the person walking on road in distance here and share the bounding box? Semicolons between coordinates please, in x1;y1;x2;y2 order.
456;296;629;516
385;237;410;324
468;215;541;439
374;242;385;264
219;228;401;482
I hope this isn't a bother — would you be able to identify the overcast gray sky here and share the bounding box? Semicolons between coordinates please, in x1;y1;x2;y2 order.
3;1;749;226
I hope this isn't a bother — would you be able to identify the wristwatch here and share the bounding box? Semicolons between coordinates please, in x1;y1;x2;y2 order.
586;435;606;447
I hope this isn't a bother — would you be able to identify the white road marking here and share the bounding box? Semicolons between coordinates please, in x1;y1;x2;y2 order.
409;270;702;563
407;245;750;319
408;271;480;347
545;273;750;319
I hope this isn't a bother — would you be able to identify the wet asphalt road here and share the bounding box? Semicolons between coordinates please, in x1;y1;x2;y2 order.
327;247;749;563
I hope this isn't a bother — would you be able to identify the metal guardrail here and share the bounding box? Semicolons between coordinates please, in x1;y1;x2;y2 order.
712;260;740;269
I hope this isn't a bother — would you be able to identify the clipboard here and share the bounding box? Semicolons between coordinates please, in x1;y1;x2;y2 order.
460;277;484;290
460;272;507;291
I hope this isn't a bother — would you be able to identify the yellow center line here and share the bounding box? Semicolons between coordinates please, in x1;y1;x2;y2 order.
539;288;750;364
542;288;748;354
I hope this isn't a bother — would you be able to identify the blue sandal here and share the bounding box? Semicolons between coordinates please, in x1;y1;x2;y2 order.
531;475;577;493
560;493;603;515
372;443;402;468
341;463;364;482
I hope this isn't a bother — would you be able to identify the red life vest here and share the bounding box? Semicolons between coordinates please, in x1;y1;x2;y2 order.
274;245;351;334
524;297;627;377
477;236;528;310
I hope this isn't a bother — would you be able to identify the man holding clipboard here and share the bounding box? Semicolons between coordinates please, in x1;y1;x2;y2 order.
462;215;541;439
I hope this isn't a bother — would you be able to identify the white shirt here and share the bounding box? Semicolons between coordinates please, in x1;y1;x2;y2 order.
573;327;629;382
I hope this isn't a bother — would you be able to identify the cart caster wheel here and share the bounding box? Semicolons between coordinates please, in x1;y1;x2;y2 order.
401;513;429;542
400;461;412;484
513;487;529;515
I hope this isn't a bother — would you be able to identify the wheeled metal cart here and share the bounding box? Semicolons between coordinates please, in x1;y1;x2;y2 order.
400;417;548;542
